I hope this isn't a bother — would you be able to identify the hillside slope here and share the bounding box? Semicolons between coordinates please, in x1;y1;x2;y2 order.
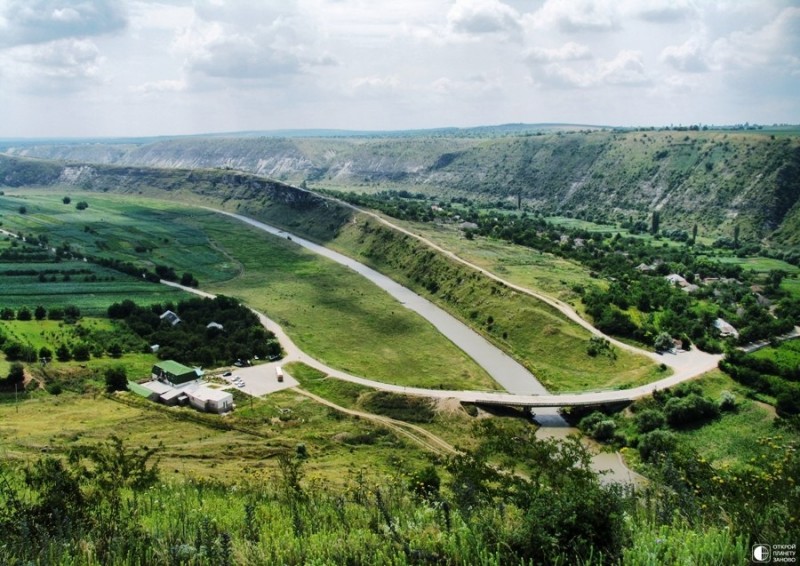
4;129;799;242
0;155;657;390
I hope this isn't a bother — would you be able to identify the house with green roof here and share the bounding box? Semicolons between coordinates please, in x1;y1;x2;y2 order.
152;360;203;386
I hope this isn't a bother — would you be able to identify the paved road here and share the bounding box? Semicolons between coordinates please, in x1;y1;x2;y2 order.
210;208;549;396
164;204;722;412
162;282;720;409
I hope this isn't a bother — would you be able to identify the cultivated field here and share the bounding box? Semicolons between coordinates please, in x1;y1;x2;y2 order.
0;191;496;391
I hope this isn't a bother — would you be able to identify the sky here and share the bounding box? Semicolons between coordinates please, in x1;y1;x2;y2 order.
0;0;798;138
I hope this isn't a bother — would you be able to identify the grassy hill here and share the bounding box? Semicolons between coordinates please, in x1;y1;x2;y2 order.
0;157;659;391
3;127;800;243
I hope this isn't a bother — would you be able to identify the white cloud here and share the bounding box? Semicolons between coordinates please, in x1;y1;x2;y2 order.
630;0;696;23
599;50;649;85
0;0;797;137
530;0;620;33
431;74;500;95
171;0;329;87
530;49;650;89
447;0;523;38
349;75;401;95
0;0;127;47
525;42;592;63
660;38;709;73
8;38;104;92
132;78;186;94
710;6;800;73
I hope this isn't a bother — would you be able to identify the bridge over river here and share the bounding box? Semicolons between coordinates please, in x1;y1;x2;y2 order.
173;208;723;411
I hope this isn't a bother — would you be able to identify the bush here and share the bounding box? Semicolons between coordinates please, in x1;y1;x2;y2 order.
578;411;605;433
635;408;666;433
105;366;128;393
718;391;737;412
654;331;674;352
46;382;63;395
663;394;719;427
56;344;71;362
361;391;435;423
408;464;441;500
591;419;617;442
72;343;91;362
6;362;25;384
776;387;800;417
638;429;677;463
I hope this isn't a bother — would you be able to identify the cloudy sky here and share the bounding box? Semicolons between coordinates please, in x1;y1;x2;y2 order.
0;0;798;137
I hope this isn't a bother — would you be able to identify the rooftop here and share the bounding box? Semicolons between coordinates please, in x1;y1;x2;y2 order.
154;360;196;376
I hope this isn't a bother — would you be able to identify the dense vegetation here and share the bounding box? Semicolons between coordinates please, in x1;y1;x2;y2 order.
329;191;800;352
720;341;800;417
2;418;785;565
108;296;281;367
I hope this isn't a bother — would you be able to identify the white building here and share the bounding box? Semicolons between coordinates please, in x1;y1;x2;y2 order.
714;318;739;338
187;386;234;414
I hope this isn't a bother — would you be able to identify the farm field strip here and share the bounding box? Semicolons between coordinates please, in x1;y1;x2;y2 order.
0;191;497;391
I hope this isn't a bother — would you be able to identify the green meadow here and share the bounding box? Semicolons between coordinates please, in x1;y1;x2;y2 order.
332;215;660;392
0;191;495;391
391;216;602;301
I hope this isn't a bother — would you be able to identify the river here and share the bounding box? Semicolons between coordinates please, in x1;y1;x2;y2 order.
212;209;646;483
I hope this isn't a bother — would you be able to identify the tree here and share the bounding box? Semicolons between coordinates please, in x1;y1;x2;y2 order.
16;306;32;321
3;341;24;361
651;210;660;235
62;196;71;204
48;307;65;321
108;343;123;358
34;305;47;320
75;201;89;210
6;362;24;384
654;331;674;352
638;429;677;463
733;224;740;248
1;307;15;320
56;344;71;362
38;346;52;362
72;343;90;362
63;305;81;323
691;224;698;244
18;206;27;215
635;408;666;433
180;272;198;287
104;366;128;393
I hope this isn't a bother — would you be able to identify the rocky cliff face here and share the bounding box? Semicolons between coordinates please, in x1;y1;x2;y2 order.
3;129;799;241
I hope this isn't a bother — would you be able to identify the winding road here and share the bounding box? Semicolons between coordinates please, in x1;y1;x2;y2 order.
170;207;723;409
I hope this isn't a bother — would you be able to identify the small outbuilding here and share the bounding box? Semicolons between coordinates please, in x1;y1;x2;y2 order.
187;386;234;414
160;310;181;326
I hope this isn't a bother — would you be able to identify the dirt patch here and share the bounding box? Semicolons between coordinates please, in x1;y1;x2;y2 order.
435;397;466;415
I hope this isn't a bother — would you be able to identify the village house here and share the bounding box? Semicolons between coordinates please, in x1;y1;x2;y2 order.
159;310;181;326
152;360;203;386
